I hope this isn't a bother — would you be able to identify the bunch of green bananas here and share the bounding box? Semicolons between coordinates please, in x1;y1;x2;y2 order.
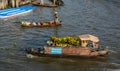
50;36;81;46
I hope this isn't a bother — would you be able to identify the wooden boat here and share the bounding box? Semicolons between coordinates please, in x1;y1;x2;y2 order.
21;21;62;27
0;5;36;19
32;2;57;7
26;46;108;57
26;34;108;57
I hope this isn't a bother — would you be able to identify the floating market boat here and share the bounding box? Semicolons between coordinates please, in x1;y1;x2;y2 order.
0;5;36;19
26;34;108;57
21;21;62;27
32;2;57;7
26;46;108;58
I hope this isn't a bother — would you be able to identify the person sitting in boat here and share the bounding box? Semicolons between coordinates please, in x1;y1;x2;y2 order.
94;42;99;48
53;11;62;25
93;42;99;50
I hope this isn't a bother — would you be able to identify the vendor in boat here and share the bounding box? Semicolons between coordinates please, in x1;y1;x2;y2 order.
54;11;58;17
54;11;60;24
93;42;99;49
54;16;59;24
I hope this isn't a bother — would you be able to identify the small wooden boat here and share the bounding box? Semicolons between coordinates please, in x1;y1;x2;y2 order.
21;21;62;27
26;34;108;58
32;2;57;7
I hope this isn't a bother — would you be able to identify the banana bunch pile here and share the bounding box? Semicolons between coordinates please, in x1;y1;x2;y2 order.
50;36;81;46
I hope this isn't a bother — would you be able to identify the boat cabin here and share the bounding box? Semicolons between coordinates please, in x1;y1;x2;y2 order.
79;34;99;48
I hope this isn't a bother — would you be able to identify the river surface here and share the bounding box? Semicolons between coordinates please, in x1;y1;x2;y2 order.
0;0;120;71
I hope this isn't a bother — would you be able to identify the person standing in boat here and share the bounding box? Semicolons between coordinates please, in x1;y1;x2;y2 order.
54;16;59;25
54;11;59;25
54;11;58;18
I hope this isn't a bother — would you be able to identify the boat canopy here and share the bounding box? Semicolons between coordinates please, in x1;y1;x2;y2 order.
79;34;99;42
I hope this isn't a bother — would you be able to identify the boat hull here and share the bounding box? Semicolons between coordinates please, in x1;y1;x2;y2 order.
32;2;57;7
21;23;61;28
26;47;108;58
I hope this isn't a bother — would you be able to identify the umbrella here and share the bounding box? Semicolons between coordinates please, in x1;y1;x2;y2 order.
79;34;99;42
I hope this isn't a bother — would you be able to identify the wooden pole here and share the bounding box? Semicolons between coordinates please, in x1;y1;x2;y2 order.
0;3;1;9
8;0;10;4
0;0;8;9
4;0;5;8
40;0;44;5
11;0;20;8
0;2;3;9
12;0;15;7
16;0;20;7
2;0;5;9
5;0;8;8
53;0;56;5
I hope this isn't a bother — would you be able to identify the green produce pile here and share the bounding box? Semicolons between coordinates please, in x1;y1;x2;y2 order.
50;36;81;46
21;21;31;26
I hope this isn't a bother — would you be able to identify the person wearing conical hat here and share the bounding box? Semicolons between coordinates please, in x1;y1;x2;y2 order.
54;11;59;25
